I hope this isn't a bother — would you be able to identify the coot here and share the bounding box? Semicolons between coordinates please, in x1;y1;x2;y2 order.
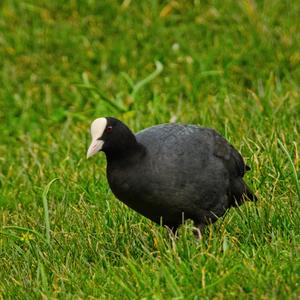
87;117;256;235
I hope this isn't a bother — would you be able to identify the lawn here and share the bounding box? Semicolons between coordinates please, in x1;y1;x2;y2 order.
0;0;299;299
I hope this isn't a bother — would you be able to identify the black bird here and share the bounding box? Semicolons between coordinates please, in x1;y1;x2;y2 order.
87;117;257;236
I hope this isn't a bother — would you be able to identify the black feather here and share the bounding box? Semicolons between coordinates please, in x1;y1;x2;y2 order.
94;118;257;232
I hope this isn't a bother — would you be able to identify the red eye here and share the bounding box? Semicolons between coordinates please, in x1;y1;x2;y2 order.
106;125;113;133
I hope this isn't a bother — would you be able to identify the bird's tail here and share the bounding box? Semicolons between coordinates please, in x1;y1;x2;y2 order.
230;178;257;207
244;182;257;202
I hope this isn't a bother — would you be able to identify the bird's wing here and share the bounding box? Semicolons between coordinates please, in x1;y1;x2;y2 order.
211;130;247;177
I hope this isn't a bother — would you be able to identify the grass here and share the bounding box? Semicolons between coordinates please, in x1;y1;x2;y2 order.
0;0;299;299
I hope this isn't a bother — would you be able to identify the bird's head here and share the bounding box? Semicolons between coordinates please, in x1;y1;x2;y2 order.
87;117;138;159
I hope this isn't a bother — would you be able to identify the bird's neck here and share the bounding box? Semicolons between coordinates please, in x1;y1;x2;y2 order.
105;139;146;163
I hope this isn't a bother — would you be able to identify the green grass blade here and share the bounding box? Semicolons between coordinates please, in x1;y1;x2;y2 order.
42;178;59;245
278;139;300;201
131;61;163;99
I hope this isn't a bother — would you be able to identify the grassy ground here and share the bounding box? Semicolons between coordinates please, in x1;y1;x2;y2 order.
0;0;300;299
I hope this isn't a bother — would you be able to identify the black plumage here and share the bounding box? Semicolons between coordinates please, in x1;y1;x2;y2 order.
87;117;257;234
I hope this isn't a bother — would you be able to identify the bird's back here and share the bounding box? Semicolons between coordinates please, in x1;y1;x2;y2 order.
134;125;229;222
